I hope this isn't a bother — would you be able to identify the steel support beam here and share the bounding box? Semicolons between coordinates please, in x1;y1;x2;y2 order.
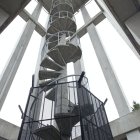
0;3;42;110
81;5;131;117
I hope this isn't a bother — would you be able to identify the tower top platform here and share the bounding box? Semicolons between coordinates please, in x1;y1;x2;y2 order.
38;0;90;13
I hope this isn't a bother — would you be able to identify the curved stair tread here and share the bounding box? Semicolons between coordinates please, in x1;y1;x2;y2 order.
48;35;58;42
47;18;76;34
39;70;62;80
73;136;81;140
41;57;64;71
39;84;55;92
57;44;78;63
69;46;82;62
45;87;56;101
46;34;51;40
54;113;80;136
39;79;56;87
47;49;66;66
51;4;74;15
48;41;58;50
34;125;60;140
39;79;53;86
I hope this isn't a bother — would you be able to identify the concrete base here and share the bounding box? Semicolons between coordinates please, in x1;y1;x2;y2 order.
0;118;19;140
0;110;140;139
110;109;140;140
126;130;140;140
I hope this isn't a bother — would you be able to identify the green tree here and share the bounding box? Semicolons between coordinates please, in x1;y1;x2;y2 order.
132;101;140;111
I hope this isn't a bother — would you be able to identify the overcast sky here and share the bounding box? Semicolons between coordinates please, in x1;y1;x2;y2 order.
0;0;140;126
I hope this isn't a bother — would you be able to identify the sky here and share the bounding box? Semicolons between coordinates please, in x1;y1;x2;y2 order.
0;0;140;126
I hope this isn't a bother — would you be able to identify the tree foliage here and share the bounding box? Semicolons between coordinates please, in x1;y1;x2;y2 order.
132;101;140;111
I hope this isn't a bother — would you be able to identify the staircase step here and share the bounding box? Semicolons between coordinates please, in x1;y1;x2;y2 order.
34;125;60;140
48;41;57;50
47;49;66;66
73;136;81;140
55;113;79;137
39;80;56;92
45;87;56;101
51;4;74;15
39;79;55;87
41;57;63;71
69;46;82;63
39;70;61;80
57;44;78;63
47;18;76;34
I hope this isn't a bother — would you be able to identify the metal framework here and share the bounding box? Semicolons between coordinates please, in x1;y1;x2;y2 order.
18;75;113;140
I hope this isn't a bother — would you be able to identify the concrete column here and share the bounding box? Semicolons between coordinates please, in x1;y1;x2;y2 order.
33;36;46;120
95;0;140;60
32;16;49;121
74;57;85;75
73;36;85;76
126;130;140;140
0;2;42;110
80;6;131;117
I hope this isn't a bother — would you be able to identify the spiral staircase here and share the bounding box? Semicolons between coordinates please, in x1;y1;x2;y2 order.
35;0;82;139
17;1;114;140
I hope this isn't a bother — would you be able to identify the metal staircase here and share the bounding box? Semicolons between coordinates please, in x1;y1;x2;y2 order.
18;0;114;140
37;0;82;139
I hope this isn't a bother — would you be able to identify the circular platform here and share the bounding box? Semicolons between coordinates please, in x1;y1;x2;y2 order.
47;17;76;34
51;3;74;15
50;43;82;63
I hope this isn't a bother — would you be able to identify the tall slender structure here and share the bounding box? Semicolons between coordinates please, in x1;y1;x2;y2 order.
18;0;113;140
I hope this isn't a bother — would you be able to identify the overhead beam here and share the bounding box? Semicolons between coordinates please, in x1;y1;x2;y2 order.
71;12;105;39
19;9;47;36
20;9;104;38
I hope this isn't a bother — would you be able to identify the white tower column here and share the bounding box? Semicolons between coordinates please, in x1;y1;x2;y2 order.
0;2;42;110
80;6;131;117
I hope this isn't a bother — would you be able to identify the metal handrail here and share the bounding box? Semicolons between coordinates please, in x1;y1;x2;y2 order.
52;0;73;9
46;74;88;87
41;31;80;59
50;10;75;23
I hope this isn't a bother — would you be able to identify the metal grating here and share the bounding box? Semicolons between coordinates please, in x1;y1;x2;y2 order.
18;75;113;140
